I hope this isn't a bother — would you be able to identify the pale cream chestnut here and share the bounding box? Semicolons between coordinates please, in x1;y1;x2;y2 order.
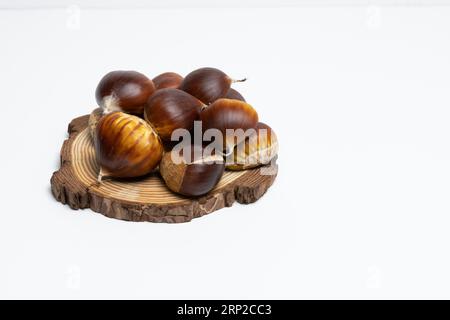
226;122;278;170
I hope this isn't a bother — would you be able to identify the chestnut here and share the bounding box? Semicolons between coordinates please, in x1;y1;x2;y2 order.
94;111;163;181
225;88;246;102
152;72;183;90
159;145;225;197
200;98;258;150
144;88;204;142
95;70;155;116
226;122;278;170
179;67;245;104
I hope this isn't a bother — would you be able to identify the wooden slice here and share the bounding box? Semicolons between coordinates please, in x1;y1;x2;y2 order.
50;114;278;223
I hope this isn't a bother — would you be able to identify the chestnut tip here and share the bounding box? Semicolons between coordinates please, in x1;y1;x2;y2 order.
97;169;104;183
231;77;247;83
96;167;113;184
100;95;119;114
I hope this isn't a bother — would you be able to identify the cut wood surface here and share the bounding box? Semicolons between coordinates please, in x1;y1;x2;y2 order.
50;114;278;223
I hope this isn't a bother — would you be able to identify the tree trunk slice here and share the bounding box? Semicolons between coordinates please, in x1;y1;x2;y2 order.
50;115;278;223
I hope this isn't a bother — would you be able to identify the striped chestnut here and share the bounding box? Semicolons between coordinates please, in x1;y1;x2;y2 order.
179;67;246;104
224;88;246;102
152;72;183;90
159;145;225;197
144;88;204;142
94;112;163;181
200;98;258;150
95;70;155;116
226;122;278;170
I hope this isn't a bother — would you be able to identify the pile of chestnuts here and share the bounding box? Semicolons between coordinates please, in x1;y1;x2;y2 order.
90;67;278;197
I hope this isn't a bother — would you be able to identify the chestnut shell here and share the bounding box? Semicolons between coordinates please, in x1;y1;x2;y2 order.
225;88;246;102
144;88;203;142
179;67;232;104
152;72;183;90
160;146;225;197
94;112;163;178
226;122;278;170
95;70;155;115
200;98;258;148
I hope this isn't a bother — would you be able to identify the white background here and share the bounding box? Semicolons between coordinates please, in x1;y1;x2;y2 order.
1;1;450;299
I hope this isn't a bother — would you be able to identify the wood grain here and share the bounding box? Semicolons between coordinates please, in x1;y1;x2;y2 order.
50;114;278;223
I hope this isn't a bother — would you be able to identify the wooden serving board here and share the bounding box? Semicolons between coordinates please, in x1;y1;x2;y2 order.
50;115;278;223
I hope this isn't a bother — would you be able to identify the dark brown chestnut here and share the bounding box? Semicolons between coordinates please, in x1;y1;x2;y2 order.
159;145;225;196
200;98;258;150
144;88;204;142
225;88;246;102
226;122;278;170
94;112;163;181
152;72;183;90
95;70;155;115
179;67;245;104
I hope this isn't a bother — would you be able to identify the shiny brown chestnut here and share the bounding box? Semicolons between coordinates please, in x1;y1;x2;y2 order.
226;122;278;170
179;67;246;104
224;88;246;102
94;112;163;181
152;72;183;90
144;88;204;142
159;145;225;197
95;70;155;115
200;98;258;150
